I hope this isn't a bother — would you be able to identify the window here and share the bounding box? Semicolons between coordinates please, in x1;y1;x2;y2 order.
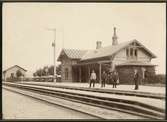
126;48;129;57
141;67;146;79
10;73;14;79
135;49;138;57
65;68;68;80
130;48;133;56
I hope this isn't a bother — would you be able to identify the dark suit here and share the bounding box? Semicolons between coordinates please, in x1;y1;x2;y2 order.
112;73;118;88
134;72;139;90
101;72;107;87
108;74;113;84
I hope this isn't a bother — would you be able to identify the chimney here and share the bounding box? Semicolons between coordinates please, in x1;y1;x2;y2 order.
112;27;118;45
96;41;102;49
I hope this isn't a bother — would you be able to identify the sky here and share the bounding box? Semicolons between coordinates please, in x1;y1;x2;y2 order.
3;3;166;75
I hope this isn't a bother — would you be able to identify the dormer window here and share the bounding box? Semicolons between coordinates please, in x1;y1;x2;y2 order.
135;49;138;57
130;48;133;56
126;48;129;57
126;47;138;60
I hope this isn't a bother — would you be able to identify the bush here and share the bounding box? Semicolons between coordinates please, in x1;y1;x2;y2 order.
144;74;165;84
6;77;20;82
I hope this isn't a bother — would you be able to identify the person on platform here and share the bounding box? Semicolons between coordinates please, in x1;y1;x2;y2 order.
134;69;139;90
116;72;119;85
108;71;113;85
101;71;107;88
112;71;119;88
89;70;96;88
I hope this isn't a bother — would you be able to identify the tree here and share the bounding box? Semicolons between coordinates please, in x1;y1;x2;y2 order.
48;65;61;75
36;69;42;77
45;66;49;76
16;70;23;78
48;65;54;75
56;64;61;75
42;66;49;76
33;73;37;77
33;64;61;77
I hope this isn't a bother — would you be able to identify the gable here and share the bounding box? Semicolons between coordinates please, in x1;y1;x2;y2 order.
3;65;27;73
57;50;69;61
114;46;151;63
138;48;151;59
129;40;156;58
113;39;156;59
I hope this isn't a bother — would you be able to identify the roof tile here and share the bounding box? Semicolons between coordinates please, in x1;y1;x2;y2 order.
63;49;88;59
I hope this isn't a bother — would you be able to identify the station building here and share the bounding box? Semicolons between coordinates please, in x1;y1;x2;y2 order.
57;28;157;84
3;65;27;81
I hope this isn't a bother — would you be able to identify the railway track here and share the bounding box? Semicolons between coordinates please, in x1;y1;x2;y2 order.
3;87;102;119
3;82;165;119
18;82;165;99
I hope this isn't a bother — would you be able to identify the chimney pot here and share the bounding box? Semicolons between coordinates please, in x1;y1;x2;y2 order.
96;41;102;49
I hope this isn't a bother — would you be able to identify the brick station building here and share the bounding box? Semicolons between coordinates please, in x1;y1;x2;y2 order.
57;27;157;84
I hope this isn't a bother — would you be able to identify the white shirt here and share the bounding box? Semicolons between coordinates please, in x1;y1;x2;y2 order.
90;72;96;80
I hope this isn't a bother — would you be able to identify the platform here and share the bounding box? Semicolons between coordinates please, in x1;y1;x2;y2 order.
14;81;165;110
3;81;165;119
20;81;165;94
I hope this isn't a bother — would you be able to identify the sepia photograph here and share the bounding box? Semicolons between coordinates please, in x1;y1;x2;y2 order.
2;2;166;120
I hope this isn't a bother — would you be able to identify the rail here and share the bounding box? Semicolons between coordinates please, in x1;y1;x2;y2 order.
3;82;165;120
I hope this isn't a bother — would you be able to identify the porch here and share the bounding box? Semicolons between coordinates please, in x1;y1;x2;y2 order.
72;60;112;83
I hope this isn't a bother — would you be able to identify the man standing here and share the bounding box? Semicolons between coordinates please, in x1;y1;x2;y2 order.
101;71;107;88
108;72;113;85
89;70;96;88
134;69;139;90
112;71;118;88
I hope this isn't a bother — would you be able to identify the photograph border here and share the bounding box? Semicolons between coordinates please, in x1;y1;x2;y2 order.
0;0;166;121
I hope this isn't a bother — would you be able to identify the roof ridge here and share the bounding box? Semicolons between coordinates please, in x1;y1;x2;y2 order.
63;48;89;51
3;65;27;72
63;40;133;51
101;40;133;48
90;40;134;52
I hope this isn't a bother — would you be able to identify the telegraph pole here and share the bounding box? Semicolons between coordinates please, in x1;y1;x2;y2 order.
46;28;57;82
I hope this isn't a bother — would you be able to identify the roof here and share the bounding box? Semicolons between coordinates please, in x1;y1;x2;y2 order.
81;39;156;61
57;39;157;62
116;61;157;67
3;65;27;73
81;40;132;60
57;49;88;61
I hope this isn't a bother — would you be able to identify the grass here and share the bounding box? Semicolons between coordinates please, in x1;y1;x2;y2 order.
142;83;165;87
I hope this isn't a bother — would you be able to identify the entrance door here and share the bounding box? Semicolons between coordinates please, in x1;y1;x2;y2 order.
81;67;87;82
